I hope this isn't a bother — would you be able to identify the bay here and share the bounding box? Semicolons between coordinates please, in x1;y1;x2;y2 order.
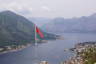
0;33;96;64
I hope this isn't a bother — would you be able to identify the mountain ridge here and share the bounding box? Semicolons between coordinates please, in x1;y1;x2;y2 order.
41;13;96;33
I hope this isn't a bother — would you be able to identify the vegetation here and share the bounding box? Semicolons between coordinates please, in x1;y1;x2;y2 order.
80;47;96;64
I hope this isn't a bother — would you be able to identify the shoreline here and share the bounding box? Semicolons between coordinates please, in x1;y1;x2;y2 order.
0;43;32;55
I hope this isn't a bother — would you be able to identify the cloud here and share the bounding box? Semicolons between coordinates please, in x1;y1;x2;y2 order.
0;0;33;17
0;0;96;18
41;6;51;12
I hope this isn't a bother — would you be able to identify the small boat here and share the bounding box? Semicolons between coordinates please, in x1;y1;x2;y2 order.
40;61;48;64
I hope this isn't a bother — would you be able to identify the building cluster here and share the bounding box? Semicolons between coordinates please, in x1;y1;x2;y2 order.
63;42;96;64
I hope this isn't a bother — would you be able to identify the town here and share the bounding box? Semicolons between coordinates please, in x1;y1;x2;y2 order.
63;42;96;64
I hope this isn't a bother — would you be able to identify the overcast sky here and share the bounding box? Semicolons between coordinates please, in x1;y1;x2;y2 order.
0;0;96;18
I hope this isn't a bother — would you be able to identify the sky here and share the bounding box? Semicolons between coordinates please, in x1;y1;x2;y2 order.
0;0;96;18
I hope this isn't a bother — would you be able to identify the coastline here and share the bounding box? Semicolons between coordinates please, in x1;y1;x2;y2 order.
0;43;32;55
0;36;61;55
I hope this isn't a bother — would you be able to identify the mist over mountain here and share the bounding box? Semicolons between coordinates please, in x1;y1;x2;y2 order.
29;17;52;27
41;14;96;33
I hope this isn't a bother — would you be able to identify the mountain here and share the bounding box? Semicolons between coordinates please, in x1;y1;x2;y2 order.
0;10;58;46
41;14;96;33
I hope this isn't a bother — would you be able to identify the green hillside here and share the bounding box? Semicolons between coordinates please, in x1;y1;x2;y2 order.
0;10;58;47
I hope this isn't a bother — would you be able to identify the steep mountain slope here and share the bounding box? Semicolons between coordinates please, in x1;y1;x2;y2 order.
0;11;35;46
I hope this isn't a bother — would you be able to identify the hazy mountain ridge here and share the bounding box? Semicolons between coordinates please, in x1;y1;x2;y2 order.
41;14;96;33
29;17;52;27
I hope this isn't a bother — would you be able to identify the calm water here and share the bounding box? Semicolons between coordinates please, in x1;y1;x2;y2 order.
0;33;96;64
